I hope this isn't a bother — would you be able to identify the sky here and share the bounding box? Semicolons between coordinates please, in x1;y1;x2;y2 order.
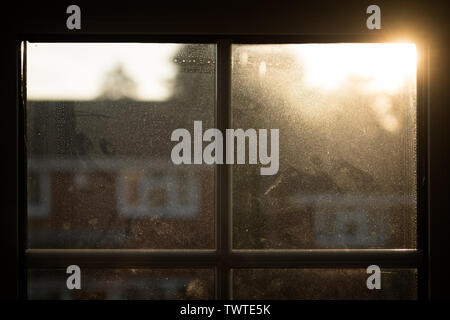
27;42;416;102
27;42;181;101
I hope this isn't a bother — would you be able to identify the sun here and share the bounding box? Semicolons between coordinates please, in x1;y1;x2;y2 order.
289;43;417;93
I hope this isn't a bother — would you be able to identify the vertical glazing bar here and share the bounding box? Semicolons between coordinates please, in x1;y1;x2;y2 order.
216;40;232;299
416;43;429;300
19;40;28;300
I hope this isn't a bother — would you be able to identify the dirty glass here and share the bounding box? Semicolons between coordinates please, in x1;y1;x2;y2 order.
233;268;417;300
26;43;216;249
232;44;417;249
28;268;214;299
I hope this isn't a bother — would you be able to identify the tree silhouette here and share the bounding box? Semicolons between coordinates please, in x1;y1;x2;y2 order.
98;63;138;100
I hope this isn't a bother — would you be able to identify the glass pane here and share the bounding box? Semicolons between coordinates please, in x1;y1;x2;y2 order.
232;44;417;249
233;268;417;300
27;43;215;248
28;269;214;300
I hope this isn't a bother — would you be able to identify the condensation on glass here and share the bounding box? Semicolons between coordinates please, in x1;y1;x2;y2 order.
233;268;417;300
28;269;214;300
231;44;417;249
26;43;216;249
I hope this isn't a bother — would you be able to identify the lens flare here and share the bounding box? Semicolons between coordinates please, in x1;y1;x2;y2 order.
290;43;417;93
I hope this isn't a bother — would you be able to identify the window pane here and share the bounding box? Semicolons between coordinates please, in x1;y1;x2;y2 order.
233;268;417;300
28;269;214;300
231;44;417;249
27;43;215;248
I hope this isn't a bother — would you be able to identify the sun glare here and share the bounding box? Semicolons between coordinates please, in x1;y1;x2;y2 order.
290;43;417;93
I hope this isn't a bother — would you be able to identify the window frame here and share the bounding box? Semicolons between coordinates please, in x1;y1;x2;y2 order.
18;35;427;300
4;0;449;301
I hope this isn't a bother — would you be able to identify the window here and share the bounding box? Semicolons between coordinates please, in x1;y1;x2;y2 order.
26;43;215;250
232;44;417;250
28;269;215;300
24;41;423;300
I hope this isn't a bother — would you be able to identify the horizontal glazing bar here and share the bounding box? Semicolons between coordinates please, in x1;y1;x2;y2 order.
26;249;421;268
